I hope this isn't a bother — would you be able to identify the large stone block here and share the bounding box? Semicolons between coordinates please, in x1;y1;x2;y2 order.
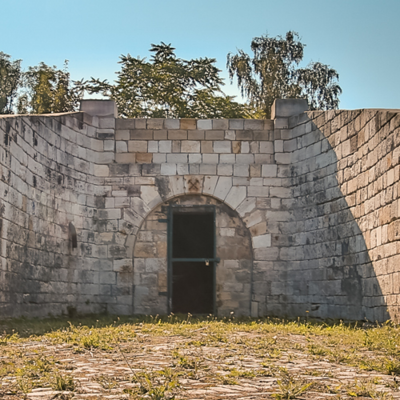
271;99;308;119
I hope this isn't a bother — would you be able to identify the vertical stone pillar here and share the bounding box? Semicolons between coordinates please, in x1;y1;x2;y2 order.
271;99;308;164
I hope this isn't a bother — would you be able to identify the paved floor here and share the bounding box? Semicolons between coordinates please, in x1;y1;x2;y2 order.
1;329;399;399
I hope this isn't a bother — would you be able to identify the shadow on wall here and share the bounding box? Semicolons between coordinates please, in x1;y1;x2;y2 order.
288;113;390;322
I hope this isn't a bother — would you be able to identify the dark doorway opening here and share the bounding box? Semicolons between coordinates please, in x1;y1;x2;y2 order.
171;211;214;314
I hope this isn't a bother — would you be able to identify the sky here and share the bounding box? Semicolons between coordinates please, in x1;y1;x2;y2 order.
1;0;399;111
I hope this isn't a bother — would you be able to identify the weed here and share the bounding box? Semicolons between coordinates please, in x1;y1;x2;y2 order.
95;374;119;389
271;371;312;399
346;379;393;399
49;371;75;391
128;368;180;399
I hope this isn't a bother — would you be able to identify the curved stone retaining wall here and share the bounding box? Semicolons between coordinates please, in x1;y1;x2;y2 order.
0;99;399;322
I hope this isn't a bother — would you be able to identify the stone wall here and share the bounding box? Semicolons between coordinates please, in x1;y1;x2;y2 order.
0;106;128;317
285;109;400;321
1;99;400;322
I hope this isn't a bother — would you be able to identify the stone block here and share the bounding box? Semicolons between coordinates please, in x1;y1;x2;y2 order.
147;119;164;129
234;165;249;177
148;141;158;153
180;119;196;130
94;165;109;177
262;164;277;177
116;141;127;153
128;141;147;152
177;163;189;175
213;141;231;154
271;99;308;119
248;186;269;197
203;175;218;195
275;153;291;164
236;154;254;164
197;120;212;130
236;130;253;140
203;154;219;163
130;129;153;140
188;130;204;140
181;140;200;153
274;140;283;153
116;153;136;163
244;120;264;130
80;100;117;117
116;119;135;129
241;141;250;153
270;187;291;198
159;141;172;153
252;234;272;248
225;130;235;140
189;154;201;164
229;119;244;130
274;118;289;129
225;186;247;210
200;164;216;175
168;130;187;139
172;140;181;153
154;129;168;139
213;119;228;129
99;117;115;129
214;177;232;200
167;154;187;163
218;164;233;176
284;139;297;152
161;163;177;175
136;153;153;163
206;130;224;140
165;119;180;129
201;141;213;153
220;154;235;163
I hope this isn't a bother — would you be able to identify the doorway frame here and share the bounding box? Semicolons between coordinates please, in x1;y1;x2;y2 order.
166;204;219;315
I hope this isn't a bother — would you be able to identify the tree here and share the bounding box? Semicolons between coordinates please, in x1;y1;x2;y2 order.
18;61;84;114
227;31;342;118
0;52;22;114
86;43;250;119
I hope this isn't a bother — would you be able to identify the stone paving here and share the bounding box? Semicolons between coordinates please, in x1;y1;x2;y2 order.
1;328;400;399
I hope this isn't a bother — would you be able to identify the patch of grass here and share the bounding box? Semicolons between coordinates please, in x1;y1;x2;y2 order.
127;368;180;399
49;371;75;391
2;314;400;399
271;371;313;399
346;379;393;399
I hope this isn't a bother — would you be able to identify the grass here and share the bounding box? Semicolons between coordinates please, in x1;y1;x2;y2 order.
0;315;400;398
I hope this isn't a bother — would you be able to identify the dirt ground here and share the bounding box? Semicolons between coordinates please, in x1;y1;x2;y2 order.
1;318;400;399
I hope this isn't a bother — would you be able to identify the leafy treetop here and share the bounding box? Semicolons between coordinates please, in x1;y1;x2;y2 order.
85;42;250;119
227;31;342;118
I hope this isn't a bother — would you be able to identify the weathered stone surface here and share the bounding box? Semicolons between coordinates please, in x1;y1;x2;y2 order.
0;99;397;323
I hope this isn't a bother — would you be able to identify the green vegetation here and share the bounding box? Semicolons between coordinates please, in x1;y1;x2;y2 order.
86;42;251;119
1;31;342;118
0;315;398;398
227;31;342;118
17;61;84;114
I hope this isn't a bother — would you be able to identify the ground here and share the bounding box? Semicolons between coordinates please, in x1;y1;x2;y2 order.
1;315;400;399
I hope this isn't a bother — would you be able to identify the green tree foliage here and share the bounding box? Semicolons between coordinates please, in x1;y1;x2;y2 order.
0;52;22;114
86;43;250;119
227;31;342;118
18;61;84;114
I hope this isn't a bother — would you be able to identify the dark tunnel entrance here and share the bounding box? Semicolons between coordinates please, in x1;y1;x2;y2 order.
170;209;215;314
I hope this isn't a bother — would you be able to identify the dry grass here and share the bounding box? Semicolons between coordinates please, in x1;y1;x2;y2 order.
0;314;399;399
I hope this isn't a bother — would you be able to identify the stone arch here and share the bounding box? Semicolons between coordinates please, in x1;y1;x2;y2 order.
122;174;271;252
117;174;274;316
131;193;255;316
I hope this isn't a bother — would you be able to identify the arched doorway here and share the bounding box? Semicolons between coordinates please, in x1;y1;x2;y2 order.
132;194;254;316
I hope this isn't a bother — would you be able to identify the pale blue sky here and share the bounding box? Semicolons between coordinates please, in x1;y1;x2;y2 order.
1;0;399;110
